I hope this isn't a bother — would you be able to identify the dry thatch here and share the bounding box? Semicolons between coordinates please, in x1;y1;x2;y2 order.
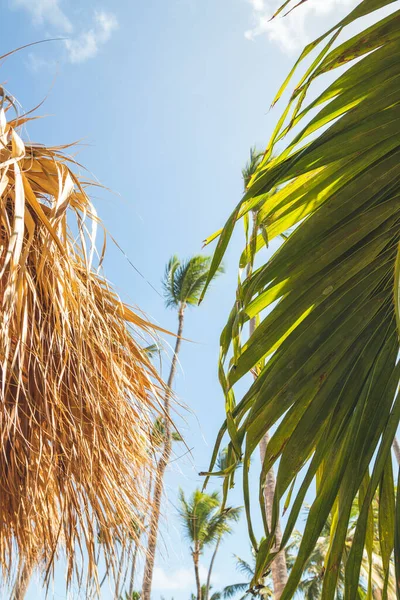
0;87;164;591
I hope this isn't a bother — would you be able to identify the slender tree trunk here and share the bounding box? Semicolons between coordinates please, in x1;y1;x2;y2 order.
12;557;36;600
142;307;185;600
259;434;288;599
193;546;202;600
247;212;288;599
128;472;153;598
205;536;220;600
393;436;400;466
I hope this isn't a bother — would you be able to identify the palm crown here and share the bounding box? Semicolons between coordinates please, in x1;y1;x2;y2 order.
163;255;223;309
179;489;241;550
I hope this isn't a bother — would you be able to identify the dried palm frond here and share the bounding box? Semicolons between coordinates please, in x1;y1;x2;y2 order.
0;87;165;592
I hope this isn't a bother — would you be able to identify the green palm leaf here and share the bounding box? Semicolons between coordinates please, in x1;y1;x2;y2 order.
202;1;400;598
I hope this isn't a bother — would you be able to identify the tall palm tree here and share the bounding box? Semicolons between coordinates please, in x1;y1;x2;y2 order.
201;1;400;596
142;256;223;599
179;488;241;600
0;85;164;596
242;147;288;599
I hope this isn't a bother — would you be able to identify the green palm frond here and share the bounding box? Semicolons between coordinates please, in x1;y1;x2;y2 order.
234;555;254;579
201;0;400;598
202;506;242;546
162;255;181;308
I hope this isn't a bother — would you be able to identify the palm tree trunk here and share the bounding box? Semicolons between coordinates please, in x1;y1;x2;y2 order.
12;557;36;600
205;536;220;600
128;472;153;598
193;546;202;600
259;434;288;599
393;436;400;466
247;212;288;599
141;306;185;600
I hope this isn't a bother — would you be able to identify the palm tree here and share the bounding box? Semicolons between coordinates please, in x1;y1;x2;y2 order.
201;1;400;597
179;488;241;600
142;256;223;599
0;85;164;596
242;147;288;599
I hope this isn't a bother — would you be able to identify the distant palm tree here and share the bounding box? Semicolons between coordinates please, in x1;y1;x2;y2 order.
142;256;223;600
179;488;241;600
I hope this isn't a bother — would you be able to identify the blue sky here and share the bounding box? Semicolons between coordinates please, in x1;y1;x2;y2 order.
0;0;361;598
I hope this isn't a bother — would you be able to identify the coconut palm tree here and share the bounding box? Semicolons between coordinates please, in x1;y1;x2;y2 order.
179;488;241;600
0;85;164;597
201;1;400;597
142;256;223;599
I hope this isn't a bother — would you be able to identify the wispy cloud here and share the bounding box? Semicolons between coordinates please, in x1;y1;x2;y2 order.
153;564;213;591
65;11;118;63
11;1;118;64
244;0;357;54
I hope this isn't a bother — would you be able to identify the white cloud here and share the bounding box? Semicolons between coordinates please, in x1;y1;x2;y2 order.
12;0;73;33
244;0;357;54
152;564;212;591
11;1;118;64
64;11;118;63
